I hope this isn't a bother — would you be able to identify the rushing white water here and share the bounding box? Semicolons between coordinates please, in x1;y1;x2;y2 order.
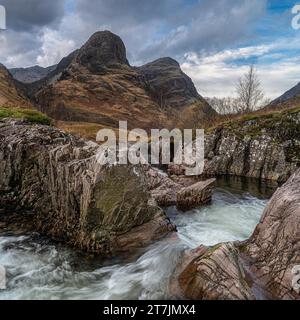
0;184;269;300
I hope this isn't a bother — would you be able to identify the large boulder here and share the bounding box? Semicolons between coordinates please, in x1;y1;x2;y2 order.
0;120;175;254
144;166;215;209
171;243;255;300
241;168;300;299
176;179;215;211
171;168;300;300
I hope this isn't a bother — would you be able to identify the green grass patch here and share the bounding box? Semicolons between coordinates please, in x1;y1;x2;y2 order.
0;107;52;125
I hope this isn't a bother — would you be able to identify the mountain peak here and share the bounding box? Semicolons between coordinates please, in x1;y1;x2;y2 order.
75;30;129;72
143;57;180;68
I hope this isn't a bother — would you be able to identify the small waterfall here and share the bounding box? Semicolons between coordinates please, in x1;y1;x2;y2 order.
0;181;269;300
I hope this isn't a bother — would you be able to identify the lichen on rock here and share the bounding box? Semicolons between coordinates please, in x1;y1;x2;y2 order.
0;119;175;255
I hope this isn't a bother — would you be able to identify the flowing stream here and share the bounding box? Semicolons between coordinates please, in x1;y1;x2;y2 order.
0;178;273;300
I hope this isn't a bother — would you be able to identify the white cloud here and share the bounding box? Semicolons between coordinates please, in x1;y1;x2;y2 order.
37;28;76;67
181;42;300;99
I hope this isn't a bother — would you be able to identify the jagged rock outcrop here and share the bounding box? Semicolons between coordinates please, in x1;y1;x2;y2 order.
170;108;300;183
0;64;33;108
75;31;129;72
25;31;215;135
176;179;215;211
144;166;215;209
145;166;182;206
240;168;300;299
171;168;300;300
171;243;255;300
0;120;175;254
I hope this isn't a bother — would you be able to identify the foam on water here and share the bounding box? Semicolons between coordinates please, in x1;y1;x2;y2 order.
0;186;268;300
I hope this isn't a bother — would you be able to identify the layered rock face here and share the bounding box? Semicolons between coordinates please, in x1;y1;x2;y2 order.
26;31;215;133
0;64;33;108
241;169;300;299
172;168;300;300
170;108;300;182
137;58;215;125
172;243;255;300
75;31;129;72
176;179;215;211
145;166;215;210
0;120;175;254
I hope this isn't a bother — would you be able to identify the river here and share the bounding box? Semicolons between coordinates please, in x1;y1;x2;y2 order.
0;177;273;300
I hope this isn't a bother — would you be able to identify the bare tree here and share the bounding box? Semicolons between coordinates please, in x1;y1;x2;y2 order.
236;65;265;113
206;97;242;115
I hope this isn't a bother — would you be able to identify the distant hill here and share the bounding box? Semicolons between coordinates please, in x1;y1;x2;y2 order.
10;65;56;83
272;82;300;104
264;82;300;112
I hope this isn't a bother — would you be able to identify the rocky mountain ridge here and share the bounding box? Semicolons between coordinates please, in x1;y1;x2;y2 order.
23;31;216;132
272;81;300;104
9;65;57;83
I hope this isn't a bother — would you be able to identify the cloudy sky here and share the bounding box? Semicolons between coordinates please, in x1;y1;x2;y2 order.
0;0;299;98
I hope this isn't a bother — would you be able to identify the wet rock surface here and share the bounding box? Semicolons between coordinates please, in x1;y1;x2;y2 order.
172;243;255;300
144;166;215;210
0;120;175;255
171;168;300;300
176;179;215;211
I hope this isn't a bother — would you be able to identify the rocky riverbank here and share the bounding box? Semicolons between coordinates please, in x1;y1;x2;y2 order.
0;120;176;255
170;107;300;183
171;167;300;300
0;120;216;255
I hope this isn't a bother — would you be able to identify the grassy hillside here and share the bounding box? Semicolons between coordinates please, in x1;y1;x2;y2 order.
0;107;52;125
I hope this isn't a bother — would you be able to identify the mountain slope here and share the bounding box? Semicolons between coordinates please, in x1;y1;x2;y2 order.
265;82;300;111
273;82;300;104
28;31;216;132
0;64;33;108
